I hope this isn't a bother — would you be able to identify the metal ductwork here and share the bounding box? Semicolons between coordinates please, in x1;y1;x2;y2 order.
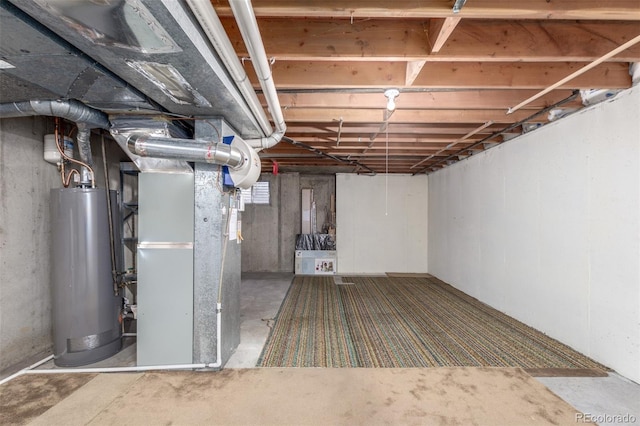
126;132;261;189
127;134;244;168
0;99;109;129
185;0;272;138
187;0;286;150
2;1;282;186
7;0;271;139
0;1;156;113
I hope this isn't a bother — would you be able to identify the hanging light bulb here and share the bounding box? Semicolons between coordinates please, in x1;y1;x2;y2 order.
387;97;396;112
384;89;399;112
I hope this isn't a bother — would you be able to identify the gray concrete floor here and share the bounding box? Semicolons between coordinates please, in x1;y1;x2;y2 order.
225;272;293;368
538;373;640;425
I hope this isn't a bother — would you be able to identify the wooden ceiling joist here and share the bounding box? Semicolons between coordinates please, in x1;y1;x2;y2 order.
271;90;581;110
283;137;485;145
405;61;427;86
283;108;563;124
223;18;640;62
254;61;631;89
428;17;462;54
212;0;639;174
213;1;640;21
283;123;506;134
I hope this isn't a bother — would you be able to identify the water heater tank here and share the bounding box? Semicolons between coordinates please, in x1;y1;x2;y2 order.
51;188;122;366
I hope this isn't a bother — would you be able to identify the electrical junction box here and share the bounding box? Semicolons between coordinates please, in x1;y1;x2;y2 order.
295;250;337;275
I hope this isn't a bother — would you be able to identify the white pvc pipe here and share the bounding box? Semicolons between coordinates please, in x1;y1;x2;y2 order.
22;363;210;374
0;307;223;383
0;354;54;386
229;0;287;149
31;306;223;373
185;0;272;138
213;302;222;368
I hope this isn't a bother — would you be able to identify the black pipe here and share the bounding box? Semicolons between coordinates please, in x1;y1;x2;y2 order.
413;90;580;175
281;136;377;175
101;133;120;297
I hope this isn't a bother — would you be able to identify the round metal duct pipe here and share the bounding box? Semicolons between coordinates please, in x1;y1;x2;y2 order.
126;134;244;168
126;133;262;189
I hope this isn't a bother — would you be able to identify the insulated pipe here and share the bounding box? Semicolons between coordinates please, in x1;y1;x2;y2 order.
185;0;272;137
127;134;244;168
76;124;95;186
0;100;104;187
229;0;287;150
0;100;109;129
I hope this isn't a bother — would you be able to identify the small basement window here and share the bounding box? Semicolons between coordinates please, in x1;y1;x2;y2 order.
241;181;270;205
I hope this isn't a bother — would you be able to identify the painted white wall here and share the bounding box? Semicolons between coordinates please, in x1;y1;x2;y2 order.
428;86;640;383
337;174;428;274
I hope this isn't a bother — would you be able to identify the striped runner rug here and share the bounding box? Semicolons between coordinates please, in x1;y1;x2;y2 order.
257;275;607;371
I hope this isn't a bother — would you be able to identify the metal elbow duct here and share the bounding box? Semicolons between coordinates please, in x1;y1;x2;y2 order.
127;133;261;189
229;0;286;150
127;134;245;168
0;100;109;129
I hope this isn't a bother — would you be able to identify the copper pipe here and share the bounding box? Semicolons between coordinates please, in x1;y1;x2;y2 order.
55;118;73;187
54;118;96;187
61;165;79;188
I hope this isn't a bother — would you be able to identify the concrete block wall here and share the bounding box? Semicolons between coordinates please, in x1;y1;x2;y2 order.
300;174;336;234
241;173;335;273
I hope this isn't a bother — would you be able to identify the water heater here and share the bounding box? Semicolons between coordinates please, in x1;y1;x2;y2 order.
50;188;122;366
